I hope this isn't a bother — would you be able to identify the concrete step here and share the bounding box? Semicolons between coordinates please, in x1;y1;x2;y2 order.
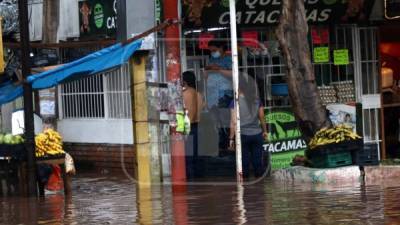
272;165;400;185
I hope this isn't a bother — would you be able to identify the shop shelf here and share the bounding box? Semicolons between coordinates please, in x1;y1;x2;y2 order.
0;144;26;160
352;144;379;166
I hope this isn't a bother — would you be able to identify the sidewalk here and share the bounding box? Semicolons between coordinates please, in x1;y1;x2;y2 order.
272;165;400;185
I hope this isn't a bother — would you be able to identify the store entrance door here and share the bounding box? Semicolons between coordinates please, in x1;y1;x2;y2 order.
352;27;381;159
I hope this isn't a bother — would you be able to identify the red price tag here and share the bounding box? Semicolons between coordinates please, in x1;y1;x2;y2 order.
242;31;259;48
198;33;215;49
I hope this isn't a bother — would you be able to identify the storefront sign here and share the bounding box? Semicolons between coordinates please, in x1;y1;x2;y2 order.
385;0;400;19
333;49;349;65
313;47;329;63
263;108;307;169
182;0;375;28
79;0;117;38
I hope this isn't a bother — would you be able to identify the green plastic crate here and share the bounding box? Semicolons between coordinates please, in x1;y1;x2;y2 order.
311;151;352;168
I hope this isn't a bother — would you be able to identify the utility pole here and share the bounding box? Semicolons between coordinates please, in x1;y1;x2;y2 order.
164;0;186;189
42;0;60;44
228;0;243;183
18;0;37;196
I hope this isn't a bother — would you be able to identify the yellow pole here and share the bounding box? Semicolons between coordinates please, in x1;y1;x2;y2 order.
0;17;5;74
131;53;151;187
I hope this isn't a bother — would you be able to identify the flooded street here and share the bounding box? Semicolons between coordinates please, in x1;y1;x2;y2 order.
1;172;400;225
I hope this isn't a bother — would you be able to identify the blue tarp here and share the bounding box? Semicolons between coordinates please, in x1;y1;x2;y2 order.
28;39;143;89
0;82;23;105
0;39;142;105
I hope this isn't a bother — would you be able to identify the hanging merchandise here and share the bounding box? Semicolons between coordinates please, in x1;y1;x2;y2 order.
241;31;259;48
321;28;329;44
311;28;322;45
198;33;215;49
311;27;330;45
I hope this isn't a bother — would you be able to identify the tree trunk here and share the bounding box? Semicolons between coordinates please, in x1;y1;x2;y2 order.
42;0;59;43
41;0;60;129
275;0;332;142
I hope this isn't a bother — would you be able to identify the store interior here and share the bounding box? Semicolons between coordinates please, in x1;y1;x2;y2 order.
380;24;400;159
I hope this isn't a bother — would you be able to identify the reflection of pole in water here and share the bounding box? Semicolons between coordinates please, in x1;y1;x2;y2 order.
137;187;153;225
233;184;247;225
172;189;188;225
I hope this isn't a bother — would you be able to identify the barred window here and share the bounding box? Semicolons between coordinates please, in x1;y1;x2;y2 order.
60;64;131;119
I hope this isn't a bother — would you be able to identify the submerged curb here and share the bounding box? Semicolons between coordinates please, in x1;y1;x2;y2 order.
272;165;400;184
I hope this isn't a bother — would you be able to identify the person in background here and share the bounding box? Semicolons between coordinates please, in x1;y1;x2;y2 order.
204;39;233;153
229;76;268;178
182;71;204;179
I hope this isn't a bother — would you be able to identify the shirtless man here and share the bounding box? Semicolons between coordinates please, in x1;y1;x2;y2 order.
182;71;204;179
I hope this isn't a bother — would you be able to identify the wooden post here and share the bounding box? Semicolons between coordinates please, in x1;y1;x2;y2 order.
276;0;332;142
42;0;60;44
131;53;152;187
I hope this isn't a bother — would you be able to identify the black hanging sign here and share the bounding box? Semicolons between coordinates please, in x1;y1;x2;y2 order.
182;0;375;28
385;0;400;19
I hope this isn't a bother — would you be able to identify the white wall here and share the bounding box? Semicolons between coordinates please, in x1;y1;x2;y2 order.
57;119;134;144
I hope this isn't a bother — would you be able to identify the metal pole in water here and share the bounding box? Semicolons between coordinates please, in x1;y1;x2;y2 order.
229;0;243;182
18;0;38;196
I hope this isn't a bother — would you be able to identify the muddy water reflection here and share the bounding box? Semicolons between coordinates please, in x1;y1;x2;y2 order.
1;173;400;224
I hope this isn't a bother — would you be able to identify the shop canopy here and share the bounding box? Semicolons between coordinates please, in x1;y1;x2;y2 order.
0;82;23;105
28;39;143;89
0;39;142;106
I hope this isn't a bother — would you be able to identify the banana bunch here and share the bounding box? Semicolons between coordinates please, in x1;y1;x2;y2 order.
35;129;65;157
309;125;362;149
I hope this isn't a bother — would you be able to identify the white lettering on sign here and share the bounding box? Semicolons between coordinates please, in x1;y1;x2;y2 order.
246;0;320;8
307;0;319;4
218;4;333;25
263;139;307;153
253;11;266;24
306;9;318;21
107;16;117;29
318;9;330;22
245;11;258;24
246;0;258;9
219;11;230;25
266;10;280;23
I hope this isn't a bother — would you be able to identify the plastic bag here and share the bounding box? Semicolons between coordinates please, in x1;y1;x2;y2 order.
65;153;76;175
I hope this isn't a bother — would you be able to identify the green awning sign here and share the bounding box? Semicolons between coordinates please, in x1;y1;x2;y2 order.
313;47;330;63
333;49;349;65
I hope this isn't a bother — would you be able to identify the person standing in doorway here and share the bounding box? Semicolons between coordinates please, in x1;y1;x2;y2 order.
182;71;204;179
204;39;233;154
229;76;268;178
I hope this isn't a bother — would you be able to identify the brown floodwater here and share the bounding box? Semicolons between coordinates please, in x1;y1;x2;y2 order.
1;172;400;225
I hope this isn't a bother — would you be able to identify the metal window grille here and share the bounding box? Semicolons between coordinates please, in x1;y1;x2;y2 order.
105;64;132;119
60;64;132;119
183;26;358;109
